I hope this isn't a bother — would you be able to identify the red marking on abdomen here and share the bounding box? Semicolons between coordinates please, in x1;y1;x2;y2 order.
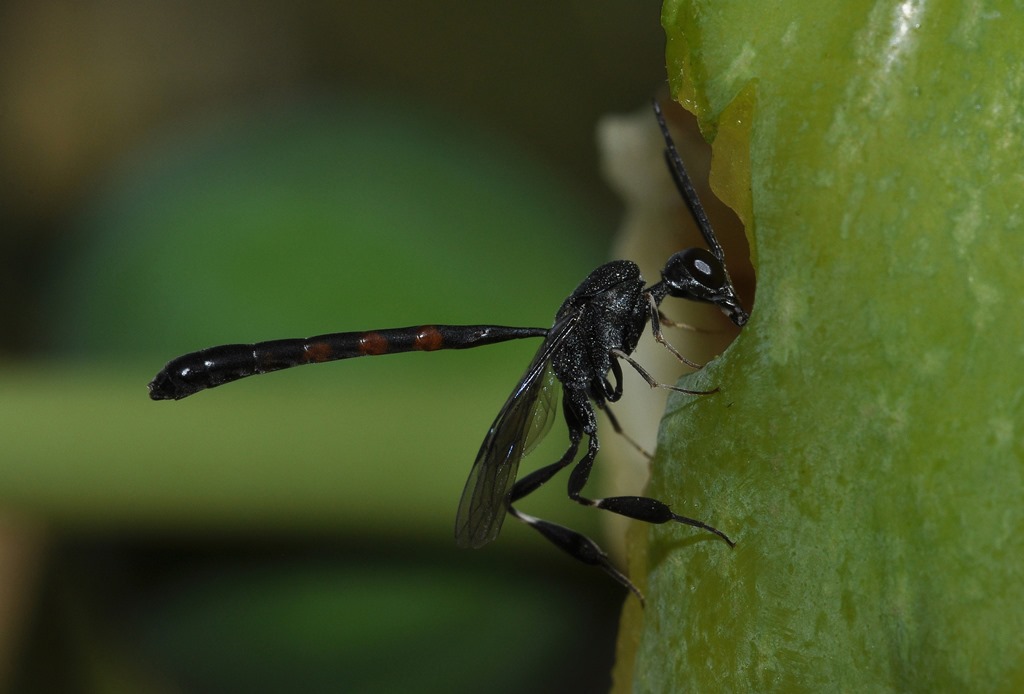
304;341;333;363
414;326;444;351
359;332;389;355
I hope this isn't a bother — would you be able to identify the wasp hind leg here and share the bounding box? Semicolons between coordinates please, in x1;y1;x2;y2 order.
505;394;645;602
506;505;644;605
565;405;735;547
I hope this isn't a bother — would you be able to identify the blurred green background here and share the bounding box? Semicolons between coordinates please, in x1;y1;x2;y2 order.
0;1;676;691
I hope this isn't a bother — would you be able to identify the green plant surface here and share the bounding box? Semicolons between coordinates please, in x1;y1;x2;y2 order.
614;1;1024;691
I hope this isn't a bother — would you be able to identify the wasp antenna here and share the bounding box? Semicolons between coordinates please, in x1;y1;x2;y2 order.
651;100;726;262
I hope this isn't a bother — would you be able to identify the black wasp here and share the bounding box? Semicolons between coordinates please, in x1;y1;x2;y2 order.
149;101;750;602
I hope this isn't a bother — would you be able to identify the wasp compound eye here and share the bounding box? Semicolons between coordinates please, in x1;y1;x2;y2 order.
683;247;726;290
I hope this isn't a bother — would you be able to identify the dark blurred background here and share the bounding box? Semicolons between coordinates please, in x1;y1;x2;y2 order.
0;2;678;692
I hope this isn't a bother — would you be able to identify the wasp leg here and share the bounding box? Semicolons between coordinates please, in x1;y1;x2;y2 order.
506;505;644;604
564;406;735;547
646;294;704;369
505;395;643;600
610;349;717;396
598;403;653;460
507;403;582;504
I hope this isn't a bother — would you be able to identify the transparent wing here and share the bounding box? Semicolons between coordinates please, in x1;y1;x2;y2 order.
522;364;560;456
454;310;581;549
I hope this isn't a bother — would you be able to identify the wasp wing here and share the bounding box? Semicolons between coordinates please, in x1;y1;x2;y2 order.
454;309;581;549
520;363;559;457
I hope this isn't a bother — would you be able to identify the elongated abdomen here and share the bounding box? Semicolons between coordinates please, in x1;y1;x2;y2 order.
148;324;547;401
